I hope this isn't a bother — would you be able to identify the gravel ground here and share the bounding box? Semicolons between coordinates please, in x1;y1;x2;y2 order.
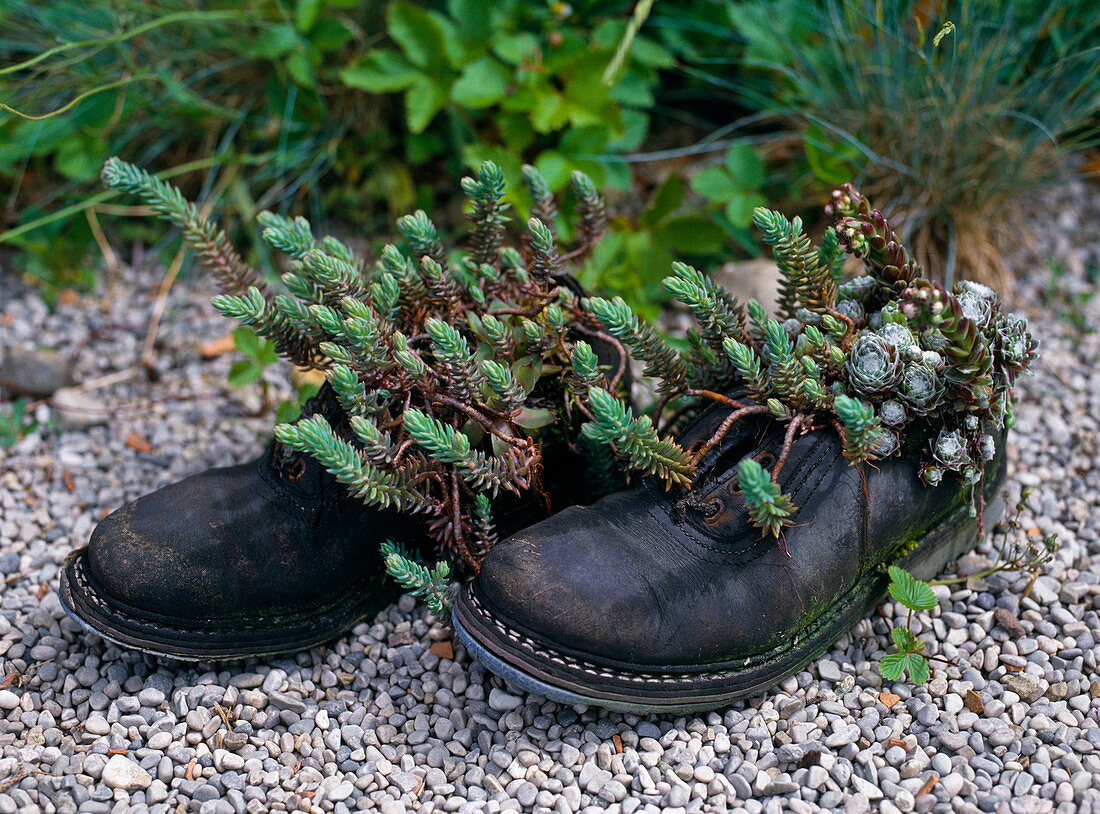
0;181;1099;814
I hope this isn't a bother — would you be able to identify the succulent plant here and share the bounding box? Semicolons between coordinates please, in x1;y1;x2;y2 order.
932;428;970;470
898;363;945;414
846;333;904;398
102;158;690;575
585;183;1036;537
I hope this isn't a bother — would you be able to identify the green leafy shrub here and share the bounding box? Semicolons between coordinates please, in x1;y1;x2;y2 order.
0;0;395;294
339;0;674;194
1;0;704;310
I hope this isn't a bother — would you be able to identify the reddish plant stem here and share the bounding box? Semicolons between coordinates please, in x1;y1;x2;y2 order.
691;405;770;466
826;308;857;349
430;394;514;441
686;389;749;409
771;414;806;481
450;472;478;572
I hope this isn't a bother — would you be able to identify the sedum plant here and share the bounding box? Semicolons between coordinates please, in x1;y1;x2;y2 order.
101;158;692;580
585;183;1037;538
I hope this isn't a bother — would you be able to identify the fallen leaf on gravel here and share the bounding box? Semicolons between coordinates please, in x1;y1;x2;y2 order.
993;607;1025;637
917;775;939;796
613;734;623;753
430;641;454;660
965;689;984;714
35;582;48;600
879;691;900;707
63;472;74;492
125;432;153;453
199;334;235;358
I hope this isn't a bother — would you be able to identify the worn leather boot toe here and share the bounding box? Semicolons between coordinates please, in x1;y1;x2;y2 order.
454;406;1008;712
59;387;411;660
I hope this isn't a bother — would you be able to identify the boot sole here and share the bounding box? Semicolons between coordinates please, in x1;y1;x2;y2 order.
453;478;1007;714
58;547;398;661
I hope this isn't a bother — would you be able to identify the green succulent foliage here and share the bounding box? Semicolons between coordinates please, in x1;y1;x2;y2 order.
579;388;694;486
380;540;452;616
104;157;701;601
590;184;1036;537
103;153;1036;586
737;458;797;538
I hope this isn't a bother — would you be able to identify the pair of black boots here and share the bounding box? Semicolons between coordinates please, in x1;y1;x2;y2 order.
60;387;1005;713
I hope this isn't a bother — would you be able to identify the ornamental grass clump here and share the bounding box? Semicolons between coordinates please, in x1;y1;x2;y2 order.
586;183;1037;538
101;158;693;580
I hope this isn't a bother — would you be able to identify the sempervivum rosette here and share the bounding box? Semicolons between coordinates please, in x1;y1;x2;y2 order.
952;280;999;331
846;332;904;398
897;362;945;415
993;313;1039;379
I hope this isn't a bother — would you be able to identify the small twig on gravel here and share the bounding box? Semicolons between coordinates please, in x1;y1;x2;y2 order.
0;765;27;793
85;208;119;287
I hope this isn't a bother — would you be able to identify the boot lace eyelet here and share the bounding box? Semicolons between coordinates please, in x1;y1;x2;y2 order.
286;458;307;483
754;450;776;469
701;498;722;519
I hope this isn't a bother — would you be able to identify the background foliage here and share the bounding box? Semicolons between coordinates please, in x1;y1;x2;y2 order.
1;0;1097;311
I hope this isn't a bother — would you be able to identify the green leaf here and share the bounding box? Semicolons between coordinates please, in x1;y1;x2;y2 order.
450;57;510;109
446;0;492;47
514;407;556;430
642;173;684;226
691;167;739;203
309;19;353;51
529;91;567;133
534;150;569;190
906;653;930;685
295;0;321;33
246;24;298;59
406;76;450;133
887;566;938;611
387;1;448;70
878;653;906;681
724;144;765;189
340;51;421;93
804;123;862;187
661;216;727;254
725;192;767;227
54;134;107;182
890;626;920;652
286;51;316;88
626;35;676;68
232;326;262;358
493;32;539;65
227;360;263;388
275;400;301;424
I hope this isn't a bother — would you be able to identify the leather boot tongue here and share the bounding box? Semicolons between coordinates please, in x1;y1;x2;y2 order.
676;400;777;486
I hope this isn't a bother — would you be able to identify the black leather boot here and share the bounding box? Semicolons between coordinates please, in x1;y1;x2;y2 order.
453;402;1008;712
60;322;628;660
59;387;414;660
